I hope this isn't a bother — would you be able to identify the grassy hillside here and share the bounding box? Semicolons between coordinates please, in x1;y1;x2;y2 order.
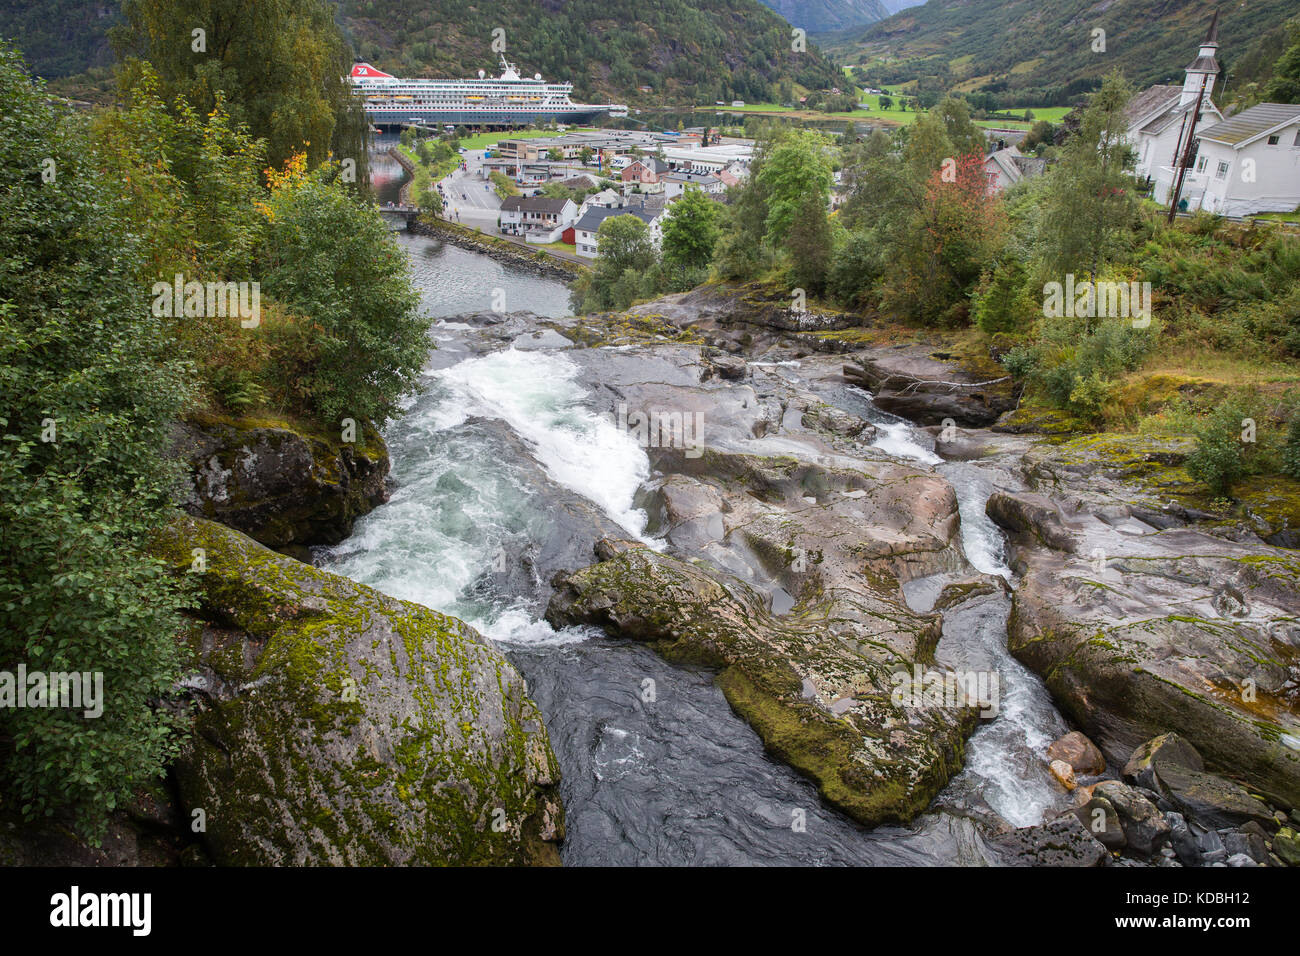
758;0;888;35
823;0;1297;107
336;0;843;106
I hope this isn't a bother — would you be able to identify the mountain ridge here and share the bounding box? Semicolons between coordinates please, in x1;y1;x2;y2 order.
0;0;844;107
824;0;1296;107
757;0;889;35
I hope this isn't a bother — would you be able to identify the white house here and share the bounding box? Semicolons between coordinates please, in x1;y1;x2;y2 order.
572;204;663;259
1124;14;1224;196
1185;104;1300;216
578;188;624;216
981;145;1044;193
661;171;724;199
498;196;578;241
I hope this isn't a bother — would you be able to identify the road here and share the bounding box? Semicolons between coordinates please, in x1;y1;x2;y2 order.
437;149;502;231
427;145;589;268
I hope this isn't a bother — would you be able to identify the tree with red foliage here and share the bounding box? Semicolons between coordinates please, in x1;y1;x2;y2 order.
882;151;1007;325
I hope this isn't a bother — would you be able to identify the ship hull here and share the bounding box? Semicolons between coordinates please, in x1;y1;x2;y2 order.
366;106;614;126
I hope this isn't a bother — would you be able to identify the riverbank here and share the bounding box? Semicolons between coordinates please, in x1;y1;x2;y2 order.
409;216;586;280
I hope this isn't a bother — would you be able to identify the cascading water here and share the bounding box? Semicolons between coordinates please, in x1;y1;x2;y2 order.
817;386;1069;826
321;230;1070;863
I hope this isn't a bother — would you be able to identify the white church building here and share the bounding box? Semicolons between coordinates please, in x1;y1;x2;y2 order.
1126;11;1300;218
1124;14;1224;203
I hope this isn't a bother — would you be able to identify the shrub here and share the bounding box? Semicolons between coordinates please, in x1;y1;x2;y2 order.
0;45;192;835
1001;314;1157;422
256;168;429;427
1185;401;1258;496
971;259;1037;336
1283;415;1300;481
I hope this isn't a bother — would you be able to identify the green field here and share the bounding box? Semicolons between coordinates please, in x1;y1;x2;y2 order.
698;96;1071;130
455;128;597;151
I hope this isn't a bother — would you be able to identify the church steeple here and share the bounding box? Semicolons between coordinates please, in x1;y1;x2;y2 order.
1181;8;1221;106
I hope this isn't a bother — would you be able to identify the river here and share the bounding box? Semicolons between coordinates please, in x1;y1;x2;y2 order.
319;230;1069;865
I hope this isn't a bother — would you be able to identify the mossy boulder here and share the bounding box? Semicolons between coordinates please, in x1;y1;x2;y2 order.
173;411;390;550
546;546;979;828
156;516;564;866
992;405;1089;436
1006;537;1300;809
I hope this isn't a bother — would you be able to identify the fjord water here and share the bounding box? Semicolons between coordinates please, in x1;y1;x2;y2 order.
322;233;1066;864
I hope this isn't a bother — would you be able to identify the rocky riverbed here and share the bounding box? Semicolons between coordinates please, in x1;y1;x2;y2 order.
17;269;1294;868
312;277;1300;866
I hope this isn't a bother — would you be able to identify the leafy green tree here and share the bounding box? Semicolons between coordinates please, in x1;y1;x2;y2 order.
840;128;920;236
0;44;192;835
1021;119;1055;153
1037;72;1136;284
714;130;778;279
828;228;885;306
256;169;429;425
573;214;658;311
112;0;367;177
1264;18;1300;103
785;192;834;295
904;96;986;181
661;187;719;274
882;152;1005;324
90;66;268;280
972;259;1037;336
417;179;444;215
595;214;656;276
756;129;833;244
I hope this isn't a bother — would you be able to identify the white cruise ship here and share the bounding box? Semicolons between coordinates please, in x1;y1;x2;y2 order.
350;56;628;127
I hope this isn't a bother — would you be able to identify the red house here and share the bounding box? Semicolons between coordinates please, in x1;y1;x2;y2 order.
561;226;576;245
620;157;669;185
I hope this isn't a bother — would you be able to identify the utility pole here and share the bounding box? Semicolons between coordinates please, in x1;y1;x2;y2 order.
1166;72;1209;223
1167;8;1220;222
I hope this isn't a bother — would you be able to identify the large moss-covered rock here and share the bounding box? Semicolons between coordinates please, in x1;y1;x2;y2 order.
156;516;563;866
173;412;390;549
546;545;979;828
1003;516;1300;809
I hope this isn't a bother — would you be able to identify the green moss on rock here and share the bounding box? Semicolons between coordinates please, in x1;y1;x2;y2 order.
154;515;564;866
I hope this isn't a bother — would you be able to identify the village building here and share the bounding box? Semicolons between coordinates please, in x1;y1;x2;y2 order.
498;195;578;241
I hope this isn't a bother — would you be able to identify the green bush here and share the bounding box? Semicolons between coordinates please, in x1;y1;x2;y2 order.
1001;314;1156;421
828;228;884;306
1283;415;1300;480
1185;401;1258;497
0;45;192;835
971;259;1037;336
256;170;429;427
